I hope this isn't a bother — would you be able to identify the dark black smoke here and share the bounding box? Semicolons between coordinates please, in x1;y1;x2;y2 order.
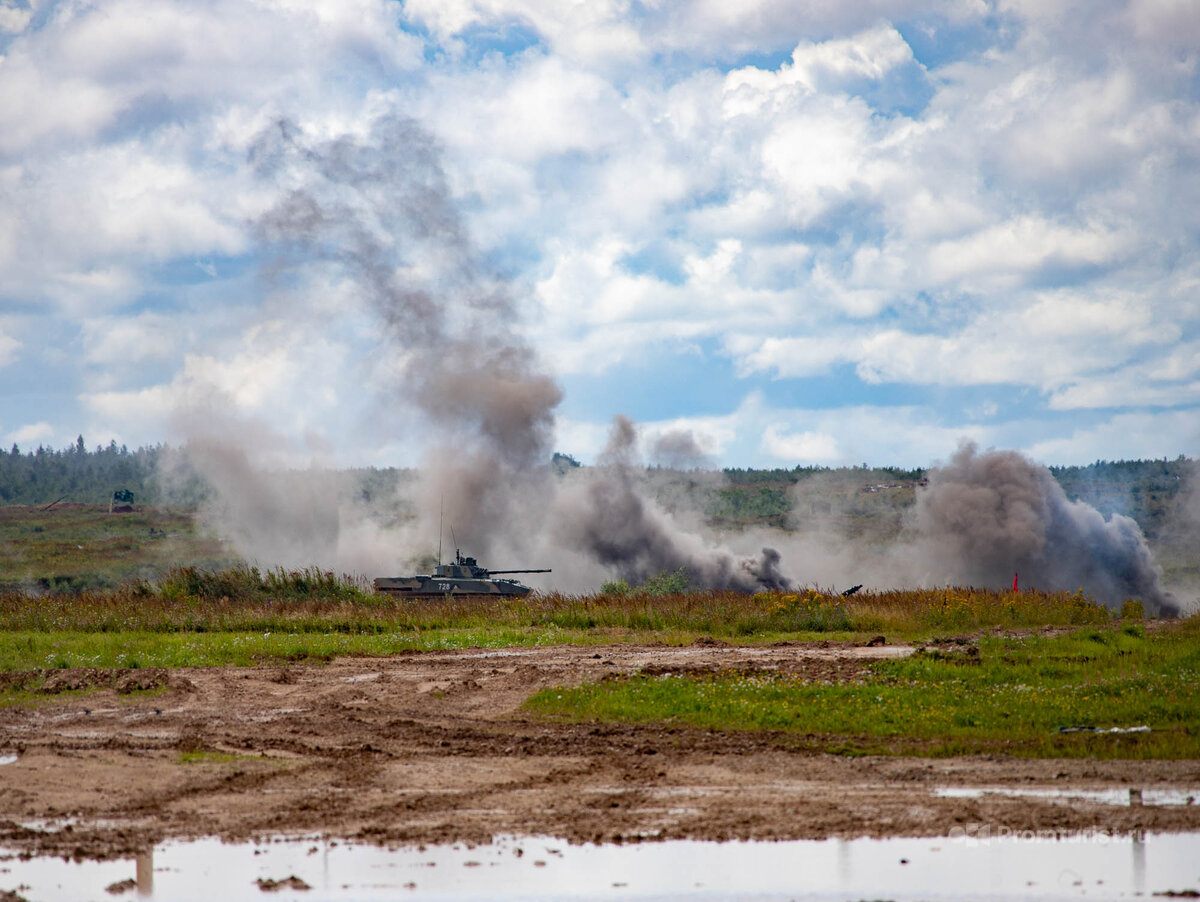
914;443;1176;614
556;416;791;591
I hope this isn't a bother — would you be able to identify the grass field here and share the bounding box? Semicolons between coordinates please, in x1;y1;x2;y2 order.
0;503;235;591
0;522;1195;759
526;618;1200;759
0;567;1112;649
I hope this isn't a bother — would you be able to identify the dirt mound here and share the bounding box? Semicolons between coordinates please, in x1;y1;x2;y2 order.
255;875;311;892
38;667;181;694
40;668;110;693
113;669;172;694
0;671;39;691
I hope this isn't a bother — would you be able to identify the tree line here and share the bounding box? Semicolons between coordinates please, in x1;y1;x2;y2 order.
0;437;415;510
0;437;163;506
0;438;1192;530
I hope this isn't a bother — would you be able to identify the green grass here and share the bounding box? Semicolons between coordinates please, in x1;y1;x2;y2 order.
0;627;628;671
0;504;236;591
0;567;1141;680
176;750;254;765
0;686;69;708
0;559;1188;762
525;619;1200;759
0;574;1115;639
0;676;168;708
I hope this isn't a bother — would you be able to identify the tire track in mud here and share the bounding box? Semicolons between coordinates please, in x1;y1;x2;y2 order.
0;643;1197;858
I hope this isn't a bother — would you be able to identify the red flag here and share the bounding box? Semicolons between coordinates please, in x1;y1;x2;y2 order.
1012;572;1019;591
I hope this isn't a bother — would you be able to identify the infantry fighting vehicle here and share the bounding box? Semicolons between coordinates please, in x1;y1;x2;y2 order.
373;549;550;598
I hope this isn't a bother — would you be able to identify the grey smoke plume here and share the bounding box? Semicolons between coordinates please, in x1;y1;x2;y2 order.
167;112;798;590
170;114;560;566
159;393;406;573
555;416;790;591
649;428;713;470
912;443;1176;614
163;114;1180;607
1175;459;1200;531
251;117;561;485
162;436;337;567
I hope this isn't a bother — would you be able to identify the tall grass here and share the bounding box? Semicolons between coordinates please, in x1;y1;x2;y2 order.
153;565;369;603
0;566;1115;639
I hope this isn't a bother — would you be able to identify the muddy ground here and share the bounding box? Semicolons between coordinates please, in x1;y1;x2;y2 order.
0;642;1197;860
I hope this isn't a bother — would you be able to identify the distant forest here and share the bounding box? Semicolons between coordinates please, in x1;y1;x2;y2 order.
0;437;163;507
0;438;408;509
0;436;1194;540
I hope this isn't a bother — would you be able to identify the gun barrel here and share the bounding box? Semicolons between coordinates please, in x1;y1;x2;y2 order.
489;569;552;575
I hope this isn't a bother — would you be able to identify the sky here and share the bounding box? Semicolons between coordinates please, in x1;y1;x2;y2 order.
0;0;1198;470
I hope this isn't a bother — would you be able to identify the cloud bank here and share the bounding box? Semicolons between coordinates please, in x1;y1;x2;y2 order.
0;1;1196;468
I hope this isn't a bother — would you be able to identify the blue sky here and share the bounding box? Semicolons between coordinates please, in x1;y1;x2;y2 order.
0;0;1198;469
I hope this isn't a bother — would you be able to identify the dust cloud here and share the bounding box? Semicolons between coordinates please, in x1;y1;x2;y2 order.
648;428;714;470
553;416;790;591
158;114;561;571
766;444;1180;614
159;116;1188;608
250;116;561;559
909;444;1176;614
161;114;786;591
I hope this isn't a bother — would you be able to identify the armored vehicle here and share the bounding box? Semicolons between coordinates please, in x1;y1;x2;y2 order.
373;549;550;598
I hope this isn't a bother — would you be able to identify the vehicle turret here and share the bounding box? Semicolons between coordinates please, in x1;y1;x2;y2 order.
374;549;551;597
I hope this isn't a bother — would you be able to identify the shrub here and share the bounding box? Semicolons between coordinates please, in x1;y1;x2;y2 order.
600;578;633;597
641;568;690;596
1120;599;1145;620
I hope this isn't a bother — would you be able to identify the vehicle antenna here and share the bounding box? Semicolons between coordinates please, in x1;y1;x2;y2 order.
438;494;444;566
451;527;458;563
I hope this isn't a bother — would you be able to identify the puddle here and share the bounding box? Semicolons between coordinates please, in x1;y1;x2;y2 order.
455;646;915;662
936;786;1200;807
2;831;1198;901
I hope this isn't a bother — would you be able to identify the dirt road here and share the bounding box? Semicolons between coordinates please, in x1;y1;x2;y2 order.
0;642;1197;859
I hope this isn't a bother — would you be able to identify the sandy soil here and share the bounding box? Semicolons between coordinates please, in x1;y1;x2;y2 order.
0;642;1197;860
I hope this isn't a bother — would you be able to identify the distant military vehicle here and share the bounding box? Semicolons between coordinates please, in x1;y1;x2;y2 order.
373;550;550;598
109;489;135;513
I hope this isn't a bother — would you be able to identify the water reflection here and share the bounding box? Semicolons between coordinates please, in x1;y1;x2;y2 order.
136;848;153;897
0;830;1196;901
1132;830;1146;894
934;785;1199;806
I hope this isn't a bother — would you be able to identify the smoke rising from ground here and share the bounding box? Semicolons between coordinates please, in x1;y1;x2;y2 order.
1173;459;1200;533
648;429;714;470
553;417;790;591
772;445;1182;614
160;115;1188;607
250;116;561;557
158;399;410;573
165;114;560;567
162;114;783;589
909;444;1176;614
